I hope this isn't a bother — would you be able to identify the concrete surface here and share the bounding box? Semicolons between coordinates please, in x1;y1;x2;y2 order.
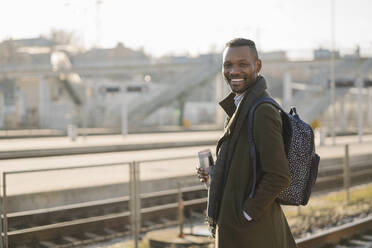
0;130;371;159
0;131;221;159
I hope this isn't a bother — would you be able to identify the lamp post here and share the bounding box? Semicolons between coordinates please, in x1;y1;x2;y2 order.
330;0;336;145
121;87;128;136
83;85;92;138
356;77;363;143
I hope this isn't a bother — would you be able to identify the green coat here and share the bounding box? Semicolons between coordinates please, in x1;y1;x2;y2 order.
215;89;297;248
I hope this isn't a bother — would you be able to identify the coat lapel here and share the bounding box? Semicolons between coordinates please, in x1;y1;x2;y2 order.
217;76;267;147
220;94;244;138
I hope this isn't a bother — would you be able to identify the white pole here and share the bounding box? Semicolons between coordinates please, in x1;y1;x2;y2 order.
330;0;336;145
0;92;4;128
368;87;372;126
83;85;92;139
95;0;102;47
215;74;224;127
129;162;141;248
121;87;128;136
339;93;346;132
283;72;292;110
357;78;363;143
39;76;49;129
343;144;350;204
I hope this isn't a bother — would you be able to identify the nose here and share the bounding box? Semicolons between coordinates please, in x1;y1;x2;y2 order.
229;65;241;76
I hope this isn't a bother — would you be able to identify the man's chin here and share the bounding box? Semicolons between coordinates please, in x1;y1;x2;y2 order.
231;87;248;94
231;81;257;94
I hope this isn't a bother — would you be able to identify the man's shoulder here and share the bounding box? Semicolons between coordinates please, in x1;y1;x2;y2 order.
253;100;282;124
255;102;278;113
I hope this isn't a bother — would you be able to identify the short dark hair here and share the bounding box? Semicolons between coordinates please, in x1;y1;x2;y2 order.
225;38;258;60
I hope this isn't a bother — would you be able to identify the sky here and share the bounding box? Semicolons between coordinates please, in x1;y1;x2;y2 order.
1;0;372;57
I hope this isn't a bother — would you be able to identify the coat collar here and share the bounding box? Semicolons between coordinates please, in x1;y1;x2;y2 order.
219;92;236;118
219;75;266;118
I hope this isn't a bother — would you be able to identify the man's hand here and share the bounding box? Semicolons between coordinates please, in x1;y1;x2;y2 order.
196;167;210;183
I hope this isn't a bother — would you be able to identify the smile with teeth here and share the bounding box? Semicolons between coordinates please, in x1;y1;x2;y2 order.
231;79;244;82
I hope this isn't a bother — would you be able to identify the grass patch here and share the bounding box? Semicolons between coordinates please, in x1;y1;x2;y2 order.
283;183;372;238
284;183;372;218
326;184;372;203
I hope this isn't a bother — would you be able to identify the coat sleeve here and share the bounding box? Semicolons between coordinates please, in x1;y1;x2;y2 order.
243;103;290;220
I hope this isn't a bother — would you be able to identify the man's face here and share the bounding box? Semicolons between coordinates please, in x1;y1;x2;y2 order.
222;46;262;95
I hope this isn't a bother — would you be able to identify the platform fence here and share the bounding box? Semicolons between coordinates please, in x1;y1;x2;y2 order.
0;154;203;248
0;161;131;248
0;145;371;247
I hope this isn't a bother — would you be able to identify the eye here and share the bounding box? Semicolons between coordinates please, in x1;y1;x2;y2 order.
223;63;232;68
240;63;249;67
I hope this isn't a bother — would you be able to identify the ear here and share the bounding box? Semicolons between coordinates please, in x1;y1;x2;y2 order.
255;59;262;74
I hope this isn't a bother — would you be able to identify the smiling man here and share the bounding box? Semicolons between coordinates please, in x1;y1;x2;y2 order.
197;38;297;247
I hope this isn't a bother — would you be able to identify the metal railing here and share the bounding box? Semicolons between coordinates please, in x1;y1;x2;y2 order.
0;146;370;247
0;161;132;248
0;154;200;248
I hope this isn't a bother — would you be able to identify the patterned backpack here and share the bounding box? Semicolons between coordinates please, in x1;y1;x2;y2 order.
247;97;320;206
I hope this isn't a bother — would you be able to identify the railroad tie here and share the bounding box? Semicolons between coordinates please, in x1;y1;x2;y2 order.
143;220;156;228
103;227;116;235
362;235;372;241
103;227;128;238
39;240;58;248
62;235;82;245
190;211;203;219
85;232;104;242
159;217;170;224
349;239;372;246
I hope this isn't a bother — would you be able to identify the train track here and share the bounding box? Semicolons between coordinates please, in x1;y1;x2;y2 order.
313;160;372;193
3;161;372;248
5;185;207;247
297;216;372;248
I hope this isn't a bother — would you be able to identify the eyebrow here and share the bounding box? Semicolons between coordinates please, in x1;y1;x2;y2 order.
224;59;249;63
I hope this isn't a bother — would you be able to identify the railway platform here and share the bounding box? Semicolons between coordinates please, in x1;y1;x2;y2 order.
0;130;371;159
0;131;220;159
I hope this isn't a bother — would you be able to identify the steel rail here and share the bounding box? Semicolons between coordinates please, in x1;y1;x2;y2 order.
297;216;372;248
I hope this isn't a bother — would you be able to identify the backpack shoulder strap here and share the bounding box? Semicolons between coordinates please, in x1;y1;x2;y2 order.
247;97;284;198
250;97;284;114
